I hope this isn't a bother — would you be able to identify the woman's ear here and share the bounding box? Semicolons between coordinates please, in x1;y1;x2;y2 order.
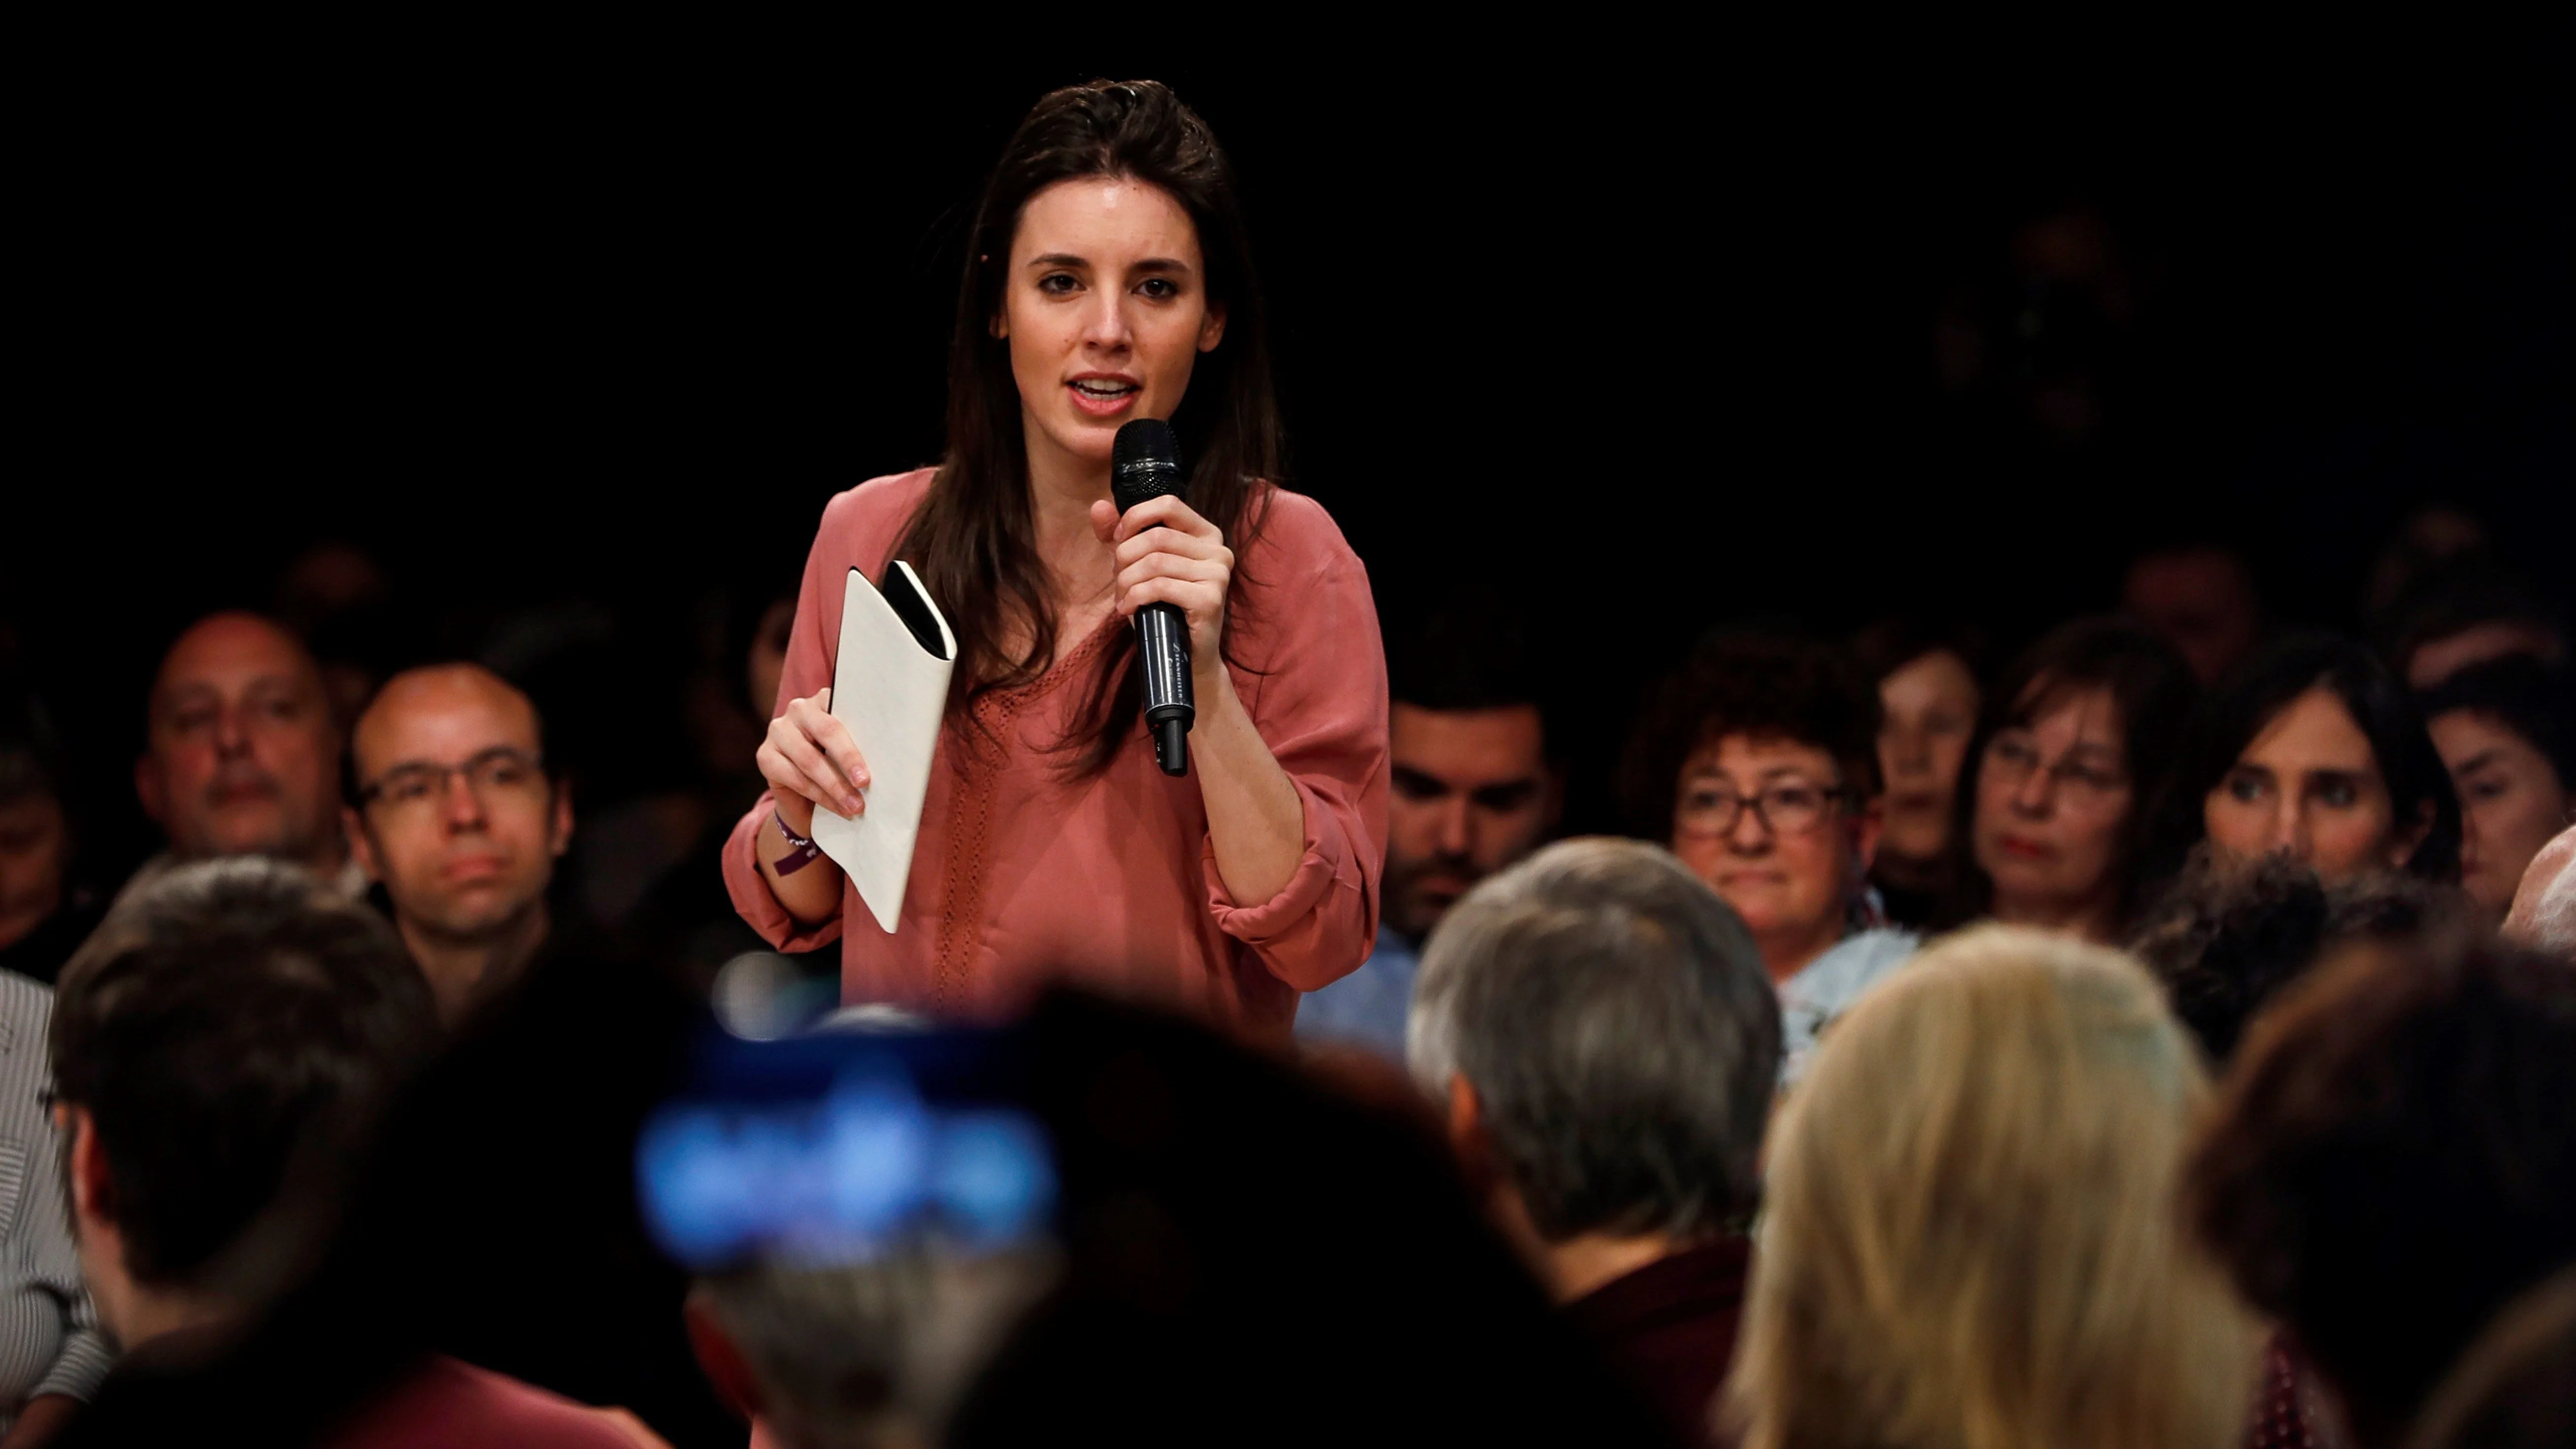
1197;304;1227;353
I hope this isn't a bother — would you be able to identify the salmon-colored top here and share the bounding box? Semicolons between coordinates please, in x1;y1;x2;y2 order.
724;468;1388;1037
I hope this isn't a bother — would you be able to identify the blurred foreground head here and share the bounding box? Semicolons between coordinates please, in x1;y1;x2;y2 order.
1731;925;2257;1449
51;858;434;1349
2504;823;2575;953
136;613;346;877
2188;930;2576;1449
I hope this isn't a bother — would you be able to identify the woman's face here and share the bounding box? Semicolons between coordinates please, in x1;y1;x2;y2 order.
1970;683;2134;921
2203;688;2420;883
2429;707;2574;916
997;176;1227;479
1877;650;1980;866
1669;733;1876;979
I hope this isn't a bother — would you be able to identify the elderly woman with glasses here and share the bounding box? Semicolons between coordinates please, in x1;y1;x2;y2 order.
1621;631;1917;1086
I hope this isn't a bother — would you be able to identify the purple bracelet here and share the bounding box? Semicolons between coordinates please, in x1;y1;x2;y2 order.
773;810;825;876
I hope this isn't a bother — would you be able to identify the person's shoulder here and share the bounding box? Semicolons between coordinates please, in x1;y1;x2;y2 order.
1784;928;1921;1006
1243;483;1361;577
328;1355;646;1449
812;467;940;559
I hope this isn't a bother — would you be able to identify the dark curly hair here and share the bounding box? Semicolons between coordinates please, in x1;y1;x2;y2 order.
1617;630;1880;839
2127;848;2464;1064
2185;932;2576;1446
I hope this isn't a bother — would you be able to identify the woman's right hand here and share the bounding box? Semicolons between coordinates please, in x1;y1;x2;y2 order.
757;688;870;836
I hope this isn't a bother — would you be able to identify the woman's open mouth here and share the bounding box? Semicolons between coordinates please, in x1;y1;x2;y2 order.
1067;376;1141;416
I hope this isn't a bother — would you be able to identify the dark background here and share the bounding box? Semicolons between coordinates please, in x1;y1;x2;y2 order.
7;44;2570;884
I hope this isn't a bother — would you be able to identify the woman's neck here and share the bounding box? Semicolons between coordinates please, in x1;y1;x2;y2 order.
1024;424;1115;602
1991;887;2123;945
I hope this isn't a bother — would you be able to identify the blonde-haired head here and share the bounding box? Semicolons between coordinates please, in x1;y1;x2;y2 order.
1727;924;2259;1449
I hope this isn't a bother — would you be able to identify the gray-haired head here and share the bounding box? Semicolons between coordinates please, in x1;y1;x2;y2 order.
2505;824;2576;956
1407;837;1780;1240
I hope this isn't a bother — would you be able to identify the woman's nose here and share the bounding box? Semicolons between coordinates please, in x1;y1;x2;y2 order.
2272;799;2311;861
1082;293;1132;348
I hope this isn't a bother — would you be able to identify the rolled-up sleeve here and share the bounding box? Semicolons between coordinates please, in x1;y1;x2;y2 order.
721;488;867;953
1204;508;1388;992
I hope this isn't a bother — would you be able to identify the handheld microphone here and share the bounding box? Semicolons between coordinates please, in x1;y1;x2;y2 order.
1111;419;1195;776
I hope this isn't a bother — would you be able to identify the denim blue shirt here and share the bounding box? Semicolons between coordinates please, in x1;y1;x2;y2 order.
1295;925;1421;1061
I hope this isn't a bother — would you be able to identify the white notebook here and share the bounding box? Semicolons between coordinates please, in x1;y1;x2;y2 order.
810;562;956;933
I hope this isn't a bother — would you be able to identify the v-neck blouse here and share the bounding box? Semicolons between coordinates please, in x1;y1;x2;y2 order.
723;468;1388;1038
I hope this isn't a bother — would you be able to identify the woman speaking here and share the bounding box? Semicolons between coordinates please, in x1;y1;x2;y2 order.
723;80;1386;1036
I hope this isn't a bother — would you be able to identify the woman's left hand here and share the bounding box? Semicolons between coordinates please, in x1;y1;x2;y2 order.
1093;494;1234;684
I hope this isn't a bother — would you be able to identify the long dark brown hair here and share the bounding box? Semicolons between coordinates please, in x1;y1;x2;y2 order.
896;78;1283;776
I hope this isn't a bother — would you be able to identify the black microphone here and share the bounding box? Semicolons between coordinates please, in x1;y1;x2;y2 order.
1111;419;1195;776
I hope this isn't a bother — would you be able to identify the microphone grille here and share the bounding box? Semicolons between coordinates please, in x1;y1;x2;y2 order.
1112;418;1179;474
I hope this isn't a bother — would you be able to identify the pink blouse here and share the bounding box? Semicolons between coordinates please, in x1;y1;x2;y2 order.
723;468;1388;1038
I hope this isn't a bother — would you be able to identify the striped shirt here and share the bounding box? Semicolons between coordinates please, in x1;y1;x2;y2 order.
0;969;113;1429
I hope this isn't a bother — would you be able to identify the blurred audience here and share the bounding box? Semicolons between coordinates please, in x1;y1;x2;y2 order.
1303;601;1558;1057
2361;504;2492;623
2124;541;2267;687
0;694;98;985
49;858;639;1447
1408;838;1778;1442
1852;620;1985;926
1728;925;2260;1449
2128;850;2458;1064
2416;657;2576;920
125;612;359;908
2151;634;2461;888
2397;1265;2576;1449
2379;558;2568;690
1623;631;1915;1086
2187;930;2576;1449
2504;823;2574;953
344;665;573;1019
687;1242;1058;1449
1954;618;2196;944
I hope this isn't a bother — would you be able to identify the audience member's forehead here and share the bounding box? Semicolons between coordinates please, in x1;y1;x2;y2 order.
353;665;540;766
153;613;320;703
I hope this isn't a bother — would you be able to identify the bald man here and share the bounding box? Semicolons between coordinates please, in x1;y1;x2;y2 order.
346;664;572;1018
2506;823;2576;956
126;612;359;907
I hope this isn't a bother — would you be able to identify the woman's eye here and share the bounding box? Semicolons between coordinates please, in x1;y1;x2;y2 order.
2227;773;2267;803
2315;779;2360;808
1137;277;1177;299
2471;779;2510;802
1036;274;1077;295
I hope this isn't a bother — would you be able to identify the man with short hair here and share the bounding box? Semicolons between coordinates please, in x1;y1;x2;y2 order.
1408;837;1781;1442
49;857;639;1446
124;612;360;906
1299;605;1559;1056
345;664;572;1019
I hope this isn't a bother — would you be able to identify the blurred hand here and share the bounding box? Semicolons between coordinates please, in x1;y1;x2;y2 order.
756;688;868;835
1092;493;1234;683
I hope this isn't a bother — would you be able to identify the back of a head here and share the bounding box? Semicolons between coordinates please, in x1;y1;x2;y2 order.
2129;849;2459;1065
1733;925;2257;1449
52;857;435;1291
2399;1265;2576;1449
2505;825;2576;954
2187;932;2576;1446
1410;838;1779;1241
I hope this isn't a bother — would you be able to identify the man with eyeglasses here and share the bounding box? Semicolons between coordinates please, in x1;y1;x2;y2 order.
1622;631;1920;1088
345;664;571;1019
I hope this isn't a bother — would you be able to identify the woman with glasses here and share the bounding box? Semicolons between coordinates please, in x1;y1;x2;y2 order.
1621;631;1916;1085
1948;619;2198;945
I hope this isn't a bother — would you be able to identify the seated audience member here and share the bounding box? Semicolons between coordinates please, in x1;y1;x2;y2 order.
1302;605;1559;1056
0;694;101;984
1727;925;2260;1449
123;612;360;907
2504;824;2574;952
2124;540;2267;687
2129;850;2457;1065
2381;559;2568;690
49;859;638;1447
2398;1265;2576;1449
2416;657;2576;920
688;1240;1058;1449
1953;618;2196;944
1622;631;1915;1084
1852;620;1985;926
2149;634;2461;889
2187;931;2576;1449
344;664;573;1019
1408;838;1779;1443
